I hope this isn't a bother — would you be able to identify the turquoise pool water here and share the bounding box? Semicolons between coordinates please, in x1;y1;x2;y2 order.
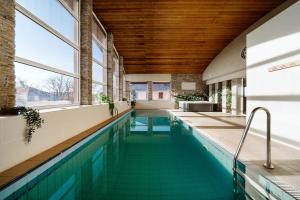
3;110;235;200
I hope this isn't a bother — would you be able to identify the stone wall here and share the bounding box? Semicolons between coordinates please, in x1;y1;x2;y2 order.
107;33;114;101
0;0;15;109
80;0;93;105
171;74;206;96
119;56;124;100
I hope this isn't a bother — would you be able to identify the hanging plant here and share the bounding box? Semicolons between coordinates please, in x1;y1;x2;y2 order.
0;106;44;142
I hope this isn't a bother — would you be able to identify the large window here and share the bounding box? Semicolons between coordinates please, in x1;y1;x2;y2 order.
152;82;170;100
112;53;119;101
92;15;107;104
130;83;148;100
15;0;79;107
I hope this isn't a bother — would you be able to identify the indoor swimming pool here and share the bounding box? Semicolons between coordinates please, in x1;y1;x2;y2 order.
1;110;237;200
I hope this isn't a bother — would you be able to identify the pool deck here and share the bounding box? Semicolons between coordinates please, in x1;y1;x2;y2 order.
168;110;300;198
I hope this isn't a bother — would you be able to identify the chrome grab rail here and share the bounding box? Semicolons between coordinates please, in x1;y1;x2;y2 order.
233;107;274;170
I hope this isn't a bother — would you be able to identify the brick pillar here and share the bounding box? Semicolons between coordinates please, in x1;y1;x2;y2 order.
0;0;15;109
126;81;130;100
107;33;114;101
222;81;227;113
119;56;124;100
80;0;93;105
148;81;152;100
231;78;243;115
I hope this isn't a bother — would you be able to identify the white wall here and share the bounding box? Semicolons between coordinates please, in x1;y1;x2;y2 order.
247;1;300;147
202;0;297;85
0;102;130;172
203;35;246;84
126;74;171;82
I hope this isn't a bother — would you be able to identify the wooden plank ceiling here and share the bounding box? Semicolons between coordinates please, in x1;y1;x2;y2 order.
93;0;285;74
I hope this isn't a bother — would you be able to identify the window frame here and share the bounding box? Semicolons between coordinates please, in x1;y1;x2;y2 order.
130;82;149;101
15;0;81;109
152;82;171;101
92;12;108;104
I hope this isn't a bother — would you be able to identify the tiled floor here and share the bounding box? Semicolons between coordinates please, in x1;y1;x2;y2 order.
168;110;300;196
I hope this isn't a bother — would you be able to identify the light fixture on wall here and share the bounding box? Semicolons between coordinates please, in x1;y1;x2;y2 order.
241;47;246;60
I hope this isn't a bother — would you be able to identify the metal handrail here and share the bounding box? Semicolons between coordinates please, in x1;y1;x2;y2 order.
233;107;274;170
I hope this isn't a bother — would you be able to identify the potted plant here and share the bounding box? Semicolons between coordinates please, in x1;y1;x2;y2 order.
130;100;136;108
98;94;118;116
130;90;137;109
0;106;44;142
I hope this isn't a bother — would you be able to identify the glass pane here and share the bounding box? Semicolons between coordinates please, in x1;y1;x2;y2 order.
130;83;148;100
93;18;107;46
62;0;79;14
92;62;104;83
16;0;78;44
15;11;78;74
92;83;104;104
152;83;170;100
15;62;79;107
92;40;104;64
113;88;119;102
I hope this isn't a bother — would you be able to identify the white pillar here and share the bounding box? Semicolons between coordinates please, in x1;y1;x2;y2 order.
209;84;213;102
231;78;243;115
222;81;227;113
215;82;221;111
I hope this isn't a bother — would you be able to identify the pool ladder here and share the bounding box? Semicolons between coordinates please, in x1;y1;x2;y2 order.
233;107;274;199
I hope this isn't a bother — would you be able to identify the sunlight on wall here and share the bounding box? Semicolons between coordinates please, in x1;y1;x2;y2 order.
247;1;300;147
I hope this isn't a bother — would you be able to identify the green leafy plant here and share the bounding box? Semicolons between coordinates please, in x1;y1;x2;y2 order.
97;94;118;116
98;93;110;103
0;106;44;142
130;100;136;108
173;92;208;102
130;90;137;109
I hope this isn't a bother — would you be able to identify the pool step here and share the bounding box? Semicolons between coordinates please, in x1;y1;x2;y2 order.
234;168;279;200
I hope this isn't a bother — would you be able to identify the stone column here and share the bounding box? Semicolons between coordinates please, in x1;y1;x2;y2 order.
119;56;124;101
208;84;213;102
148;81;152;100
222;81;227;113
231;78;243;115
126;81;130;100
107;33;114;101
80;0;93;105
0;0;15;109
